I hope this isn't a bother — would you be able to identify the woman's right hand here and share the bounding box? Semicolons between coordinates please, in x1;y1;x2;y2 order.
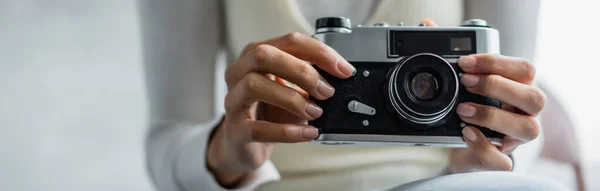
206;32;356;188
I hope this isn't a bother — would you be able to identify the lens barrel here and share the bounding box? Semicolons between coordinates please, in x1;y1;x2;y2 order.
386;53;459;127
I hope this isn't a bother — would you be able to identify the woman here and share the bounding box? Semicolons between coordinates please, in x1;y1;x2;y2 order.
140;0;565;190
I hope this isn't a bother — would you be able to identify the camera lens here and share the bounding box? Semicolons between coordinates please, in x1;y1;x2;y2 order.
410;72;439;101
385;53;459;127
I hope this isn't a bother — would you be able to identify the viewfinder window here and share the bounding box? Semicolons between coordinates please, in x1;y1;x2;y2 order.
450;37;472;51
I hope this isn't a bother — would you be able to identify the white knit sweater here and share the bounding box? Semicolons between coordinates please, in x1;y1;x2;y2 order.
140;0;543;190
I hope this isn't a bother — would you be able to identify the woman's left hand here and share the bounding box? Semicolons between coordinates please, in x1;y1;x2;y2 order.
419;19;546;173
448;53;545;173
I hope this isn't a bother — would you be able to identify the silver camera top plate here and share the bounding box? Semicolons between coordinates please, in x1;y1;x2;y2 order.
313;26;500;63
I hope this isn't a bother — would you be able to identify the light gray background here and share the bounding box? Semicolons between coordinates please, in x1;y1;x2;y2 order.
0;0;152;190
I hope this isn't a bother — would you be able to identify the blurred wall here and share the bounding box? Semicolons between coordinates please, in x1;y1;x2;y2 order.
536;0;600;163
1;0;599;190
0;0;153;190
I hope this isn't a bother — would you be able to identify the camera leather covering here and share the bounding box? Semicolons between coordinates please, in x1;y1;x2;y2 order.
310;17;503;145
309;62;503;139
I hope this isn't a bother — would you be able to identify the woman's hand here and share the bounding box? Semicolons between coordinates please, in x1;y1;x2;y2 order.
448;53;545;173
207;33;355;187
420;19;546;173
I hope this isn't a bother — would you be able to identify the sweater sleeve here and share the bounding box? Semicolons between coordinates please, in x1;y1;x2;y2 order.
146;114;281;191
140;0;281;189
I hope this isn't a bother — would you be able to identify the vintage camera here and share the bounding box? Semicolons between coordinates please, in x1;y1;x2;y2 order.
309;17;503;147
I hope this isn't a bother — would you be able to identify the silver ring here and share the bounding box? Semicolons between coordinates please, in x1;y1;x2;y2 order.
387;53;459;124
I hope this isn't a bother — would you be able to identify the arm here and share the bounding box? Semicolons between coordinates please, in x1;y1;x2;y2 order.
463;0;543;172
138;0;279;190
145;117;280;191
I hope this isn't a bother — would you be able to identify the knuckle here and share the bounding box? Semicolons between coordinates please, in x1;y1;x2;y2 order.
478;54;497;65
282;32;304;44
241;41;260;55
253;44;275;62
241;73;262;93
528;89;547;114
476;106;496;124
314;43;330;58
298;64;316;82
521;59;536;81
288;91;305;106
497;159;514;171
480;75;499;95
476;143;496;158
247;157;264;169
281;126;297;142
313;43;336;64
224;64;239;87
522;117;541;141
224;67;233;86
250;126;263;142
478;54;502;72
224;93;235;112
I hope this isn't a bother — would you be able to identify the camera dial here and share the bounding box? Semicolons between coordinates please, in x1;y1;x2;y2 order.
315;17;352;34
461;19;489;27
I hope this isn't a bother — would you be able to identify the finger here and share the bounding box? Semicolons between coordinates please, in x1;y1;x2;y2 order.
457;103;541;142
458;54;535;84
420;18;438;26
274;76;310;125
263;104;308;125
462;126;513;171
241;32;356;79
225;73;323;120
246;120;319;142
275;77;309;99
234;44;335;100
461;74;546;115
500;136;523;154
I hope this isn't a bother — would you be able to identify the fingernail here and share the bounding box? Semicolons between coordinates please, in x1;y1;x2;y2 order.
461;74;480;87
458;56;476;69
301;127;319;139
337;59;356;77
305;103;323;119
457;103;476;117
462;126;478;142
316;80;335;98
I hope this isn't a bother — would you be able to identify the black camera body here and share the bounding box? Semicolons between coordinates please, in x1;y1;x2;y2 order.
309;17;503;147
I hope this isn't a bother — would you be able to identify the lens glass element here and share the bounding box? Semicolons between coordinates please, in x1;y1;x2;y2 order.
410;72;439;101
384;53;459;126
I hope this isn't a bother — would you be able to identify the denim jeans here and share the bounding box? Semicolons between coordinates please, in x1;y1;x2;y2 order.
389;171;570;191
